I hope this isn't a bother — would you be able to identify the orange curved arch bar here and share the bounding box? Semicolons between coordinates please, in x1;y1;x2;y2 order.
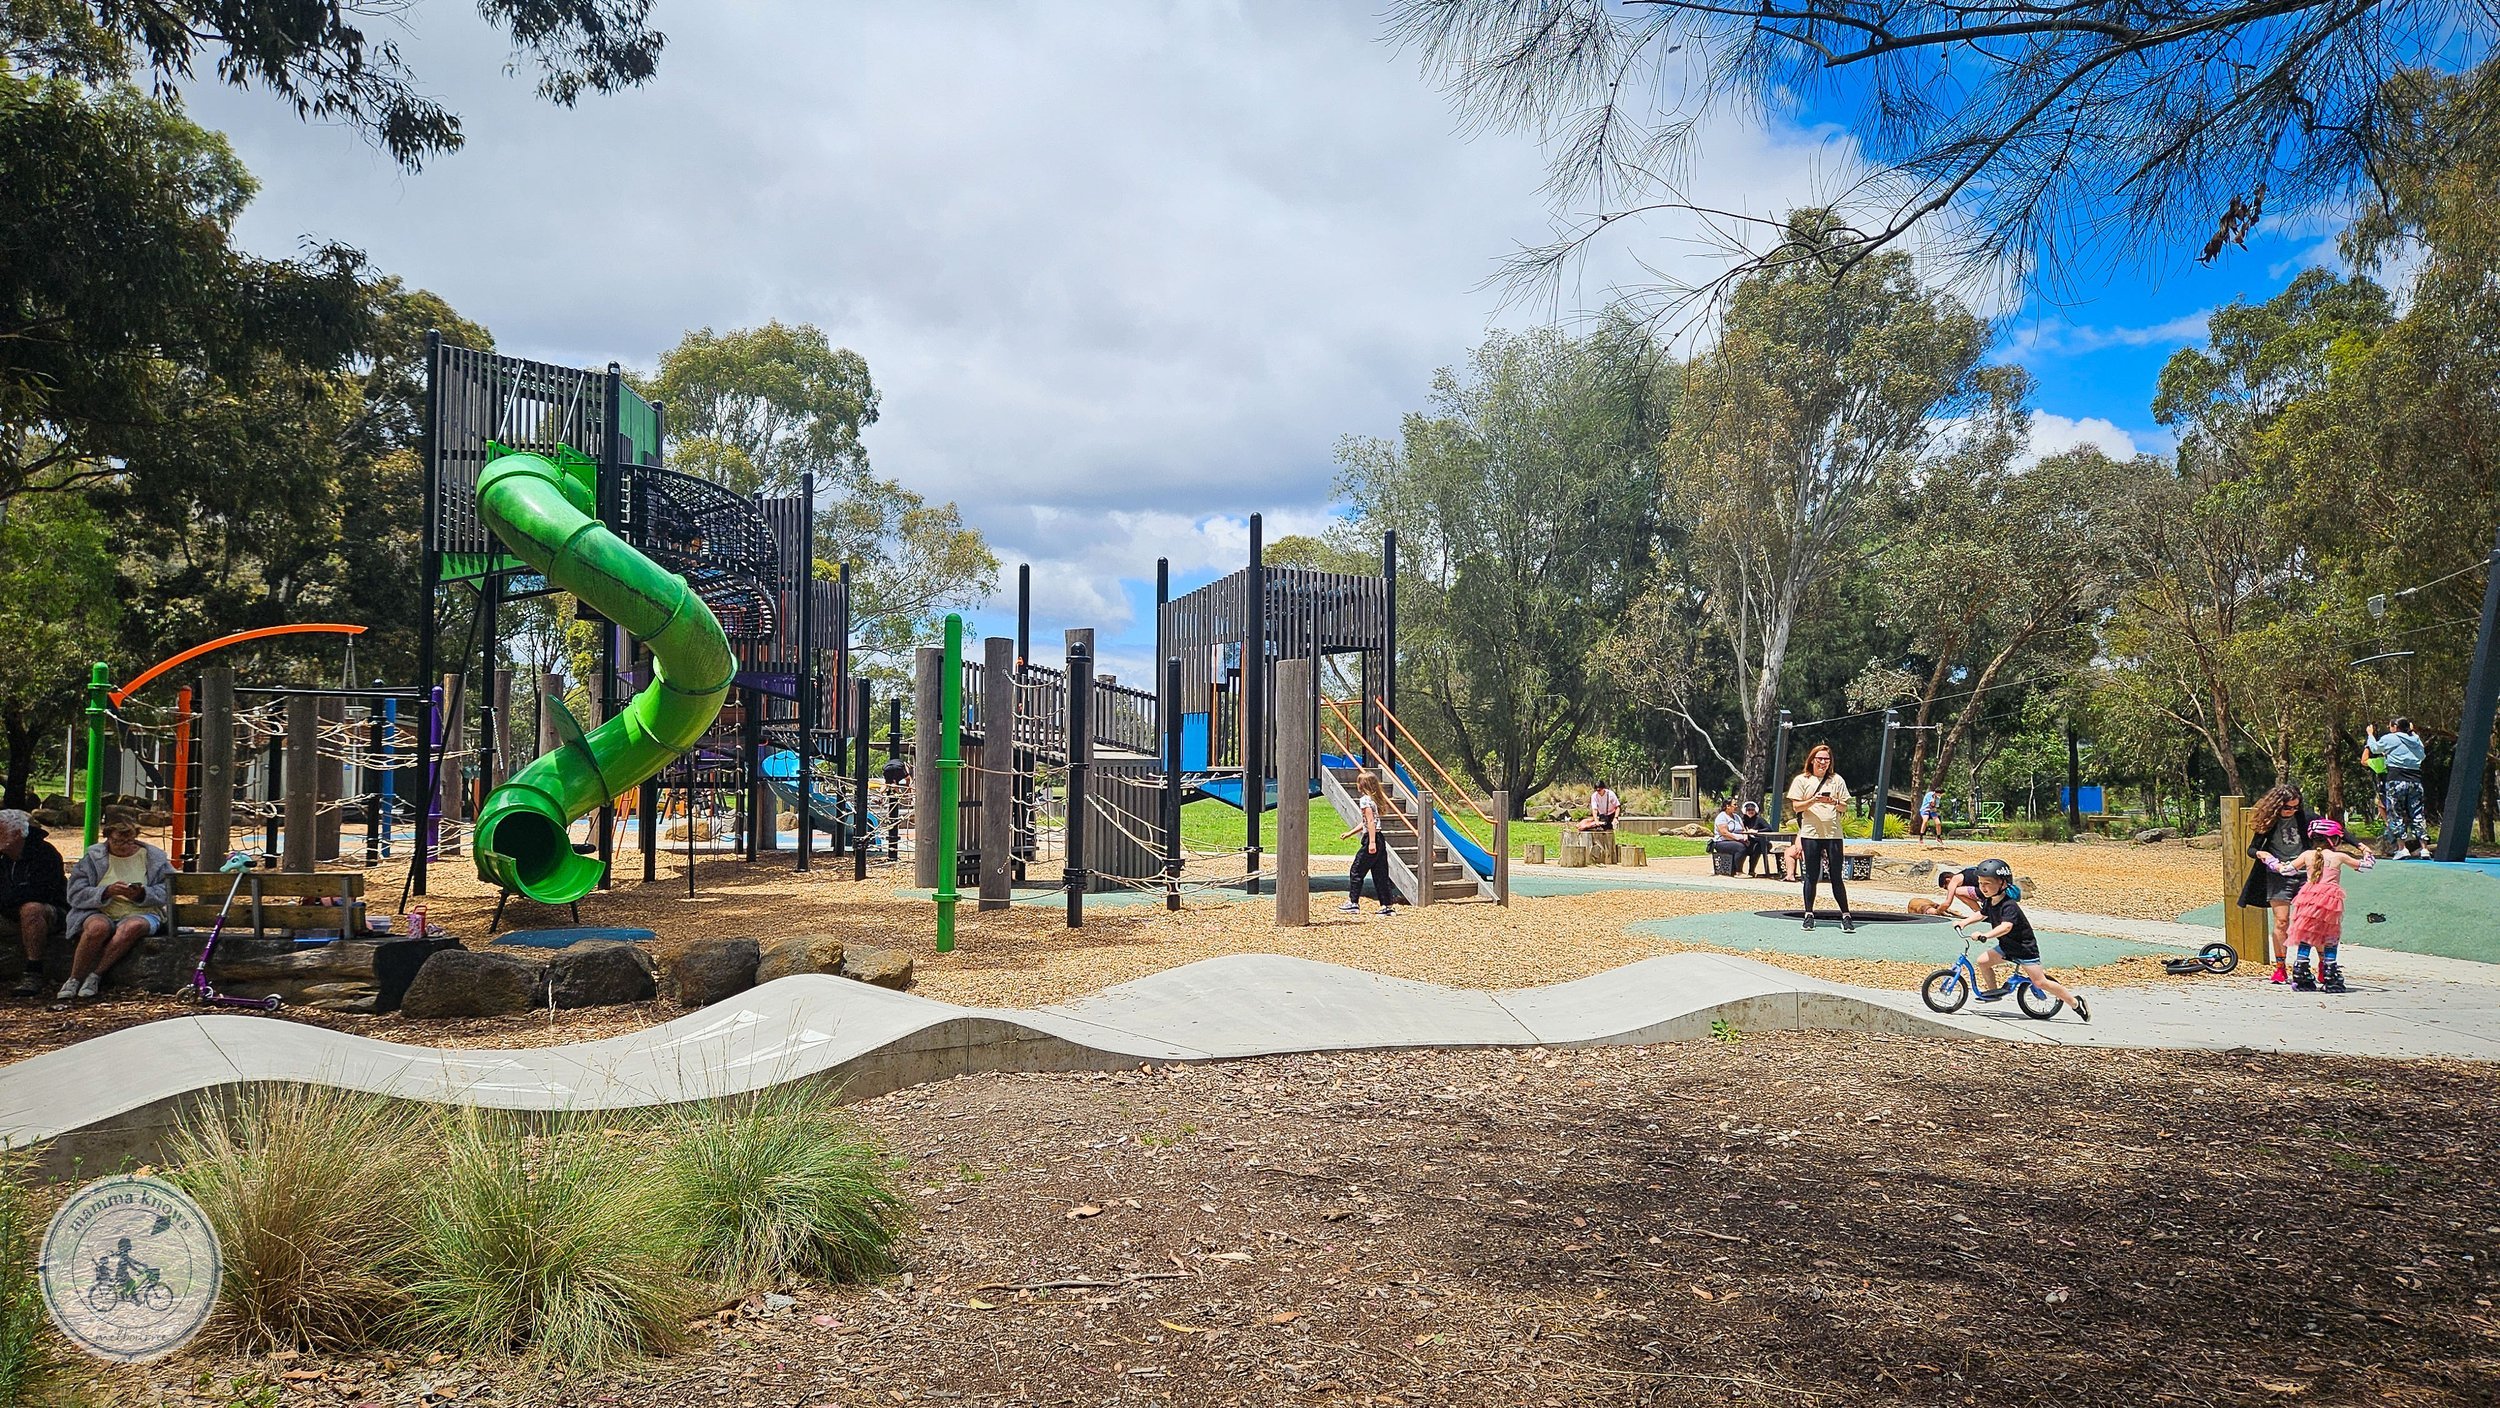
110;624;368;706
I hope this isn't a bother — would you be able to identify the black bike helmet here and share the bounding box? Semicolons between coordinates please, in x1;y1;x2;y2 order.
1974;858;2013;883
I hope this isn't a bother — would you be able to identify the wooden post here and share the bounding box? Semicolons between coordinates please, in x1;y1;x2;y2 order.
282;696;319;871
436;671;466;846
1275;658;1313;926
315;698;344;861
1415;793;1436;907
2220;795;2265;965
913;646;942;889
979;637;1016;911
1492;790;1510;907
197;667;234;871
489;667;514;789
538;672;562;756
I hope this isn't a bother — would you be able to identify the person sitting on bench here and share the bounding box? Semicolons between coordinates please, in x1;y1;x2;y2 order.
60;820;173;1001
1708;797;1751;874
1738;801;1775;876
0;810;67;997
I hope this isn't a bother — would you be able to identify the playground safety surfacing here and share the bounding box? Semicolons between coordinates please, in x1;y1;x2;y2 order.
1633;909;2173;967
2176;858;2500;965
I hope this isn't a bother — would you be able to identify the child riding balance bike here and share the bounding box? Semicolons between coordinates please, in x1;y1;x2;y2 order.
1948;858;2091;1022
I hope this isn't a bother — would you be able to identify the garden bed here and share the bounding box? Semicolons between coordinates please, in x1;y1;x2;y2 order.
90;1032;2500;1406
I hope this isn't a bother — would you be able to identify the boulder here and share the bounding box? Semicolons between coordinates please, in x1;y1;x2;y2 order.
401;949;544;1019
295;982;379;1014
374;937;463;1013
671;938;760;1007
2133;827;2175;845
838;946;915;991
756;933;846;984
547;940;658;1009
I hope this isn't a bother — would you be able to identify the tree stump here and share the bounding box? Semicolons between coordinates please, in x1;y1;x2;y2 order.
1558;832;1592;868
1523;842;1547;865
1591;832;1621;865
1622;845;1648;868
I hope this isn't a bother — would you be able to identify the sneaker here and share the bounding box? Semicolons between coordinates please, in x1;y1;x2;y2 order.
1337;901;1362;913
1801;914;1816;932
1974;987;2009;1003
2293;961;2316;993
55;978;79;1001
1377;906;1398;916
2321;964;2348;994
10;973;40;998
76;974;99;999
2071;995;2092;1023
1839;915;1856;934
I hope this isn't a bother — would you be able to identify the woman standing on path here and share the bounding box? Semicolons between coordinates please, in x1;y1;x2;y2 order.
2237;784;2314;984
1785;743;1856;933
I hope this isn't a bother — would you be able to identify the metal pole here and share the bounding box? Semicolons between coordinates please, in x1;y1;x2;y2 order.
81;662;109;848
1245;513;1264;896
2066;719;2084;834
912;647;942;889
936;615;964;953
1871;709;1897;841
1065;637;1091;929
854;677;872;883
887;697;904;862
1767;710;1793;830
413;328;441;898
796;469;816;871
1016;563;1031;670
2437;528;2500;862
1164;655;1183;912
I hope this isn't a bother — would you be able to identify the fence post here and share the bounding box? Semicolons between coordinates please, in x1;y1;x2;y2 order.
2219;795;2265;966
283;695;320;871
1275;658;1313;926
980;636;1016;911
1065;638;1092;929
1493;790;1510;907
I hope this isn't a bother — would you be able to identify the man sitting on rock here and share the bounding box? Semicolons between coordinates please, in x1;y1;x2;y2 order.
61;819;173;1001
0;809;68;997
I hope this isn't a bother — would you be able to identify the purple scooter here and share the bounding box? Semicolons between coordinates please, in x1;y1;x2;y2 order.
189;851;283;1013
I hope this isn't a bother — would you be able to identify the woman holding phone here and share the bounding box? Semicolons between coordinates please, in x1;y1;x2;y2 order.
1785;743;1855;933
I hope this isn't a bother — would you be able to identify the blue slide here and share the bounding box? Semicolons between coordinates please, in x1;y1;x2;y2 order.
1390;762;1495;883
759;749;885;845
1193;754;1363;812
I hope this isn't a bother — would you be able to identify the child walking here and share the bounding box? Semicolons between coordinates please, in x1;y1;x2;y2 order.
2283;818;2373;992
1337;771;1401;916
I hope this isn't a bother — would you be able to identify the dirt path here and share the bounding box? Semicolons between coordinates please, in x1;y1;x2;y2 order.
102;1033;2500;1407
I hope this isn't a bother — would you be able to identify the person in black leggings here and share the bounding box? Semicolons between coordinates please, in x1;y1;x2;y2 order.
1783;742;1856;933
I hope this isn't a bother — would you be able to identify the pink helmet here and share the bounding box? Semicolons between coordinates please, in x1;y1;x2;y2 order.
2307;818;2345;840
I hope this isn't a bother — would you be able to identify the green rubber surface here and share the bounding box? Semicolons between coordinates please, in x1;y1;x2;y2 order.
2178;862;2500;964
1630;910;2171;968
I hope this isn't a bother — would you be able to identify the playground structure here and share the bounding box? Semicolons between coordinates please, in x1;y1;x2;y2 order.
415;336;892;910
908;517;1507;931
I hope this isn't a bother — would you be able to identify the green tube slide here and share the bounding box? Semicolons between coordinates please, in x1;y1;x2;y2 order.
471;444;732;904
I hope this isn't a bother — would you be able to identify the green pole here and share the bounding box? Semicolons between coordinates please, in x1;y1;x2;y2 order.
935;613;963;954
82;661;110;848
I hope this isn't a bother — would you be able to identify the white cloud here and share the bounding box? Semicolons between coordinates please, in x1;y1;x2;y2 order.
2003;310;2211;361
2022;411;2143;466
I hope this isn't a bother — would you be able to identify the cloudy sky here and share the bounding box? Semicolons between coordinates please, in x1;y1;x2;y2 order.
185;2;2328;678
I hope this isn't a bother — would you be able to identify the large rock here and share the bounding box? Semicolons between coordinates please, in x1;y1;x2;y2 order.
756;934;846;984
547;940;658;1009
2133;827;2175;845
838;946;915;992
671;938;760;1007
401;949;544;1019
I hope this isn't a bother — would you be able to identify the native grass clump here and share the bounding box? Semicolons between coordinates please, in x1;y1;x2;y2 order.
657;1085;909;1291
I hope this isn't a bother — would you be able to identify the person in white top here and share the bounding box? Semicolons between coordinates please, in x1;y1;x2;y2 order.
1784;743;1855;933
1574;783;1622;832
1707;796;1749;873
1336;771;1400;916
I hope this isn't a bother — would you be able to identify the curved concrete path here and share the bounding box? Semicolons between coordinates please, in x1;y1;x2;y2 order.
7;948;2497;1176
0;953;1991;1173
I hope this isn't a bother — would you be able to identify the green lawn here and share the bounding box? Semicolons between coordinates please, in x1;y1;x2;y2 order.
1178;798;1709;861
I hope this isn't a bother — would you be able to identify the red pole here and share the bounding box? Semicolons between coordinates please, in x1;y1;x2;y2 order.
171;685;194;870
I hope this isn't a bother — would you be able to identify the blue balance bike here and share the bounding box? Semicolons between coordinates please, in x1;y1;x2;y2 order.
1922;935;2063;1020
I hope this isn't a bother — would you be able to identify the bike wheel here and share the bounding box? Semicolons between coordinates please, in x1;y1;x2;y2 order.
2199;941;2239;975
85;1284;116;1314
2016;983;2064;1020
1921;968;1970;1014
143;1282;173;1311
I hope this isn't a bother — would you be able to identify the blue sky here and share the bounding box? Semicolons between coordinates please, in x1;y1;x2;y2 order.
179;4;2349;679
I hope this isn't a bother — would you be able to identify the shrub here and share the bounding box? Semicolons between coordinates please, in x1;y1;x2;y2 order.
402;1113;701;1372
0;1156;77;1407
658;1086;909;1290
168;1085;436;1351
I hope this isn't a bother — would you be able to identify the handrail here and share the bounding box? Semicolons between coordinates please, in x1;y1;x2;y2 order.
1318;699;1419;838
1371;697;1497;833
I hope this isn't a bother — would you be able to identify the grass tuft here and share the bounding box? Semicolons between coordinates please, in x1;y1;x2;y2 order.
659;1086;909;1290
0;1154;77;1407
169;1085;435;1351
402;1113;702;1372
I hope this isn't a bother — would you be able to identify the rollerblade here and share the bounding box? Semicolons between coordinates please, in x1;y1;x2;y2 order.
2320;962;2347;994
2292;959;2316;992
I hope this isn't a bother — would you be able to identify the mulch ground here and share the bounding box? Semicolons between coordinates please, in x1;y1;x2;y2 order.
92;1032;2500;1407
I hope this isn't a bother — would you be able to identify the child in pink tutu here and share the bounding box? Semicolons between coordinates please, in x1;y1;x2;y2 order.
2282;818;2373;993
